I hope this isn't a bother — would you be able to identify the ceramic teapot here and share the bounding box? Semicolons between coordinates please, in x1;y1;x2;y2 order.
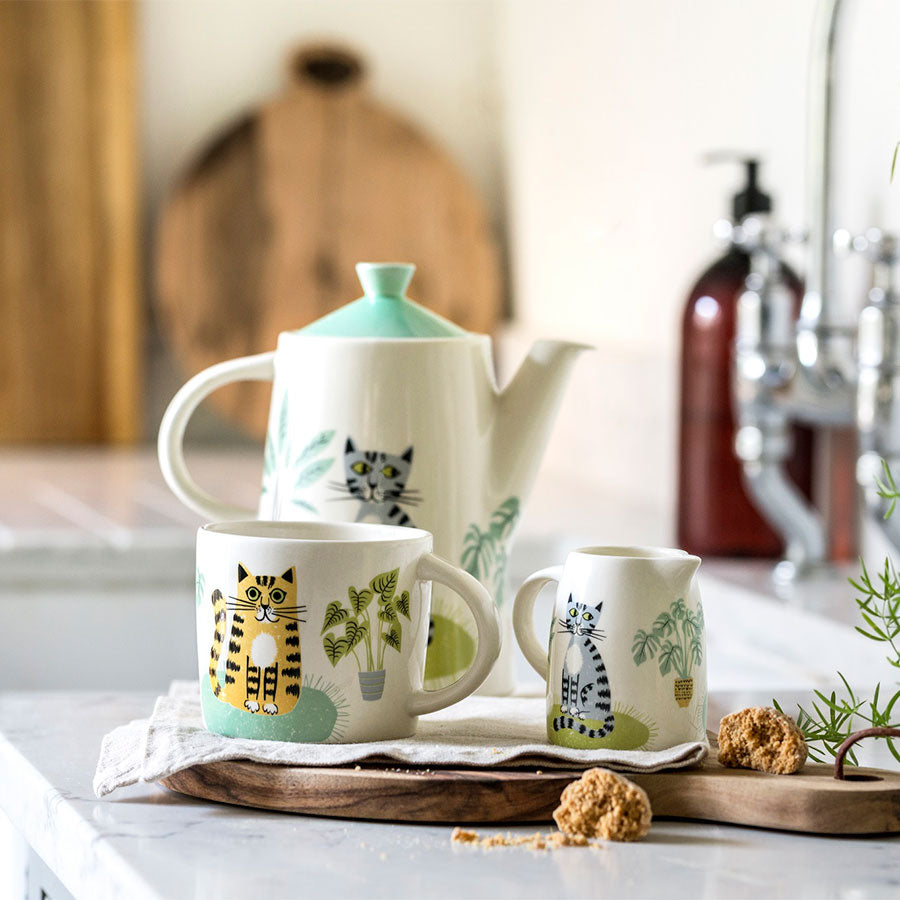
158;263;590;694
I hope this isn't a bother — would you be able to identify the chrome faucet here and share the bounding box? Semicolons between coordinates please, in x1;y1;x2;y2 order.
731;0;899;579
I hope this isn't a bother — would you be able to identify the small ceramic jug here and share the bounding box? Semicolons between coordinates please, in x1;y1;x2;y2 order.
513;546;706;751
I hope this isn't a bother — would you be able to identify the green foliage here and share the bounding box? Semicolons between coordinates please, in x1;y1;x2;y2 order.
461;497;521;606
461;524;494;582
875;457;900;519
348;587;373;615
295;458;334;490
321;601;349;634
323;633;347;665
321;570;411;674
631;629;660;665
371;569;398;600
260;398;334;515
633;598;704;681
296;430;335;465
777;458;900;765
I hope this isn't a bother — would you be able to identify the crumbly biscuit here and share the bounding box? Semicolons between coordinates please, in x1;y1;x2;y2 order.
717;706;808;775
450;827;592;850
552;768;652;842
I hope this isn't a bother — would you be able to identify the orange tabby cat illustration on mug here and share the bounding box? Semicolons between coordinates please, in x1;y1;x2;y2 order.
208;564;304;715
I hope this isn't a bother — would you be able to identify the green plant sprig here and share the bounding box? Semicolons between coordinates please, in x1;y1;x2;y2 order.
874;457;900;519
776;460;900;767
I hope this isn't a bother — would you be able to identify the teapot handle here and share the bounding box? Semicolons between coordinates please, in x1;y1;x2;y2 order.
157;352;275;521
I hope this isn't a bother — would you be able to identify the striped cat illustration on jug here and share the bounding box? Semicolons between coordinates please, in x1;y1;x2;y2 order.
552;595;615;739
209;564;305;715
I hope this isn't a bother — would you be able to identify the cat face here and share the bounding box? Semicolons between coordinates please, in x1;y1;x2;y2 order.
558;595;604;638
342;438;414;505
234;563;298;624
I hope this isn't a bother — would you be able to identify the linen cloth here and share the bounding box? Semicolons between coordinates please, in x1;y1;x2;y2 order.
94;681;707;797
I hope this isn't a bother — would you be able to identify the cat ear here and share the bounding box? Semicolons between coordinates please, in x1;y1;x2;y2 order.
280;567;295;584
567;593;574;605
345;437;356;453
238;563;250;582
402;446;413;462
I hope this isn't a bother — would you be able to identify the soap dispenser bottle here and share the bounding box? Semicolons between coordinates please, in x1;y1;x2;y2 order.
677;158;813;557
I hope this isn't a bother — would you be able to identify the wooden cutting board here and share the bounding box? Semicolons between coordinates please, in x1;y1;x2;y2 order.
0;0;141;442
160;756;900;835
155;44;502;439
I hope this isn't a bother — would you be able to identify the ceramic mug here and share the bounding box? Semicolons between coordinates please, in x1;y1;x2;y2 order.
512;546;707;751
196;521;501;742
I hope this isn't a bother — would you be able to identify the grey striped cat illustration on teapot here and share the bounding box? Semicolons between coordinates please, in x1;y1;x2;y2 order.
329;438;420;527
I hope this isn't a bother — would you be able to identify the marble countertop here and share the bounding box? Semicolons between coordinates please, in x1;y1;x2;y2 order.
1;691;899;900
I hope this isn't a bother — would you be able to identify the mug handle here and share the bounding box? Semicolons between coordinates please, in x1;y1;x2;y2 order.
406;553;502;716
511;565;564;680
157;352;276;521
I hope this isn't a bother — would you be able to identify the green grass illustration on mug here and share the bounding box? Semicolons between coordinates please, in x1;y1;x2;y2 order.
632;598;704;708
321;569;412;701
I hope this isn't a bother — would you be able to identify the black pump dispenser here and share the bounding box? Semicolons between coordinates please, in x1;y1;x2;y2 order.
732;158;771;220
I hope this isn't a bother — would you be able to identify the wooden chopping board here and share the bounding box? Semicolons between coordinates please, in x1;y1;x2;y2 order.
0;0;141;442
155;45;501;439
160;756;900;835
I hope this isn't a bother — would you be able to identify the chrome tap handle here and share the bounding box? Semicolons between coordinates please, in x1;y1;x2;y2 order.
732;224;826;576
853;229;900;531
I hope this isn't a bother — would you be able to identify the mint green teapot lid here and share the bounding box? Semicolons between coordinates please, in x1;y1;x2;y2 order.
298;262;468;338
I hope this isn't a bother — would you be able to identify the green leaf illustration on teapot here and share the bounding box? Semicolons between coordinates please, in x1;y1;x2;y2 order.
261;392;334;516
460;496;520;608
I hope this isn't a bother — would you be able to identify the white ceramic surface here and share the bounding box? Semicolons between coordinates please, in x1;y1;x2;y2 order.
196;521;500;742
158;329;589;695
514;546;706;751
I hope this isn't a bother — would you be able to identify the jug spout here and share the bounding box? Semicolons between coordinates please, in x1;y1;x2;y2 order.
492;339;592;498
669;551;701;585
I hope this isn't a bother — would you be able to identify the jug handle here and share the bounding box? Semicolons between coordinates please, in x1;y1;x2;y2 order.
157;352;275;521
511;565;564;680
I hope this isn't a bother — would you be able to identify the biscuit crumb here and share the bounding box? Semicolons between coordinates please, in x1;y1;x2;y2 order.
552;768;652;842
379;852;387;861
717;706;808;775
354;765;362;771
450;827;596;850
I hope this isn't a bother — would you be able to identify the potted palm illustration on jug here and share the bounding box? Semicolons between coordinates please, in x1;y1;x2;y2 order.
632;598;704;708
321;568;411;701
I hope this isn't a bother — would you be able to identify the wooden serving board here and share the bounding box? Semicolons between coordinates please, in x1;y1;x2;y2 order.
160;756;900;835
155;44;501;439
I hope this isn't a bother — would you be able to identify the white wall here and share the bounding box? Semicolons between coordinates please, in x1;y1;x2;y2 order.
499;0;900;543
138;0;900;545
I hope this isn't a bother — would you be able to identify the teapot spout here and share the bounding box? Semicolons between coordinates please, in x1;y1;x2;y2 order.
492;339;593;498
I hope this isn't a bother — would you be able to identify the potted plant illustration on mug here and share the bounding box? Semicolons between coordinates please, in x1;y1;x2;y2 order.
321;568;411;701
632;597;704;707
